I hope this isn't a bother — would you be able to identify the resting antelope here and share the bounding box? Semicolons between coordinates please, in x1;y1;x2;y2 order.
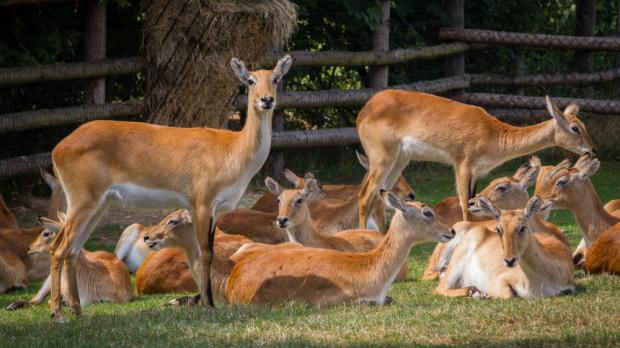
250;152;415;218
135;210;253;303
536;156;620;273
226;192;453;305
6;215;132;311
47;56;291;321
265;177;408;279
423;164;540;280
114;222;164;273
356;92;595;230
434;196;574;299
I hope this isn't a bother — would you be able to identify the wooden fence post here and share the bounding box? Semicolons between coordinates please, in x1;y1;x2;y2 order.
614;0;620;97
84;0;106;105
575;0;597;72
369;0;390;88
445;0;465;95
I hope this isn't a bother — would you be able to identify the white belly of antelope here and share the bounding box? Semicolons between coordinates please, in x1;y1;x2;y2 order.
402;136;453;164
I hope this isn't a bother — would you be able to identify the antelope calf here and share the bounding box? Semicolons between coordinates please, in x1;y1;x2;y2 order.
135;210;253;304
536;156;620;274
422;164;540;280
47;56;292;321
356;92;595;229
226;192;453;305
434;196;574;299
7;215;132;311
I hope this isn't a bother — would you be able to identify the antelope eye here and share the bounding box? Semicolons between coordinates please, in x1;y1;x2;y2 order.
168;219;180;226
556;178;569;187
519;226;527;234
276;197;281;204
422;210;434;218
495;185;509;192
248;77;256;86
43;231;50;238
296;198;303;205
570;125;580;134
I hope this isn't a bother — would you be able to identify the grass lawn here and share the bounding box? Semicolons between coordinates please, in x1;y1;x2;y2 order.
1;157;620;347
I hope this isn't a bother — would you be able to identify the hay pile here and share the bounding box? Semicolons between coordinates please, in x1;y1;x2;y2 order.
145;0;297;127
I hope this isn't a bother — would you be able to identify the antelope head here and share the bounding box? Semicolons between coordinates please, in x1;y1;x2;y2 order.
143;209;193;250
380;190;454;243
536;155;600;210
545;96;596;157
478;196;550;268
31;214;65;255
468;165;539;215
266;176;316;229
230;55;292;113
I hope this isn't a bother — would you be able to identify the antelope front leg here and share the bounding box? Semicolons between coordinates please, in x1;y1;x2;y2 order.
192;205;215;308
455;166;475;221
63;252;81;316
48;230;68;323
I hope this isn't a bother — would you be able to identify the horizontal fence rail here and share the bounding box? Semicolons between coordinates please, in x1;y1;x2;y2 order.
235;75;471;110
0;101;143;134
459;93;620;114
439;28;620;51
282;43;474;66
0;152;51;178
470;68;620;86
0;57;144;85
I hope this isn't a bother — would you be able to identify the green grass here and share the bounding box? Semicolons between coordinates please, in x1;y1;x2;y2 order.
2;158;620;347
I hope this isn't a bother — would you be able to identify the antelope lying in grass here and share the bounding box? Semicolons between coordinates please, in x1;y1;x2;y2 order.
6;215;132;310
135;210;253;303
536;156;620;274
115;222;165;273
0;194;50;293
356;92;595;229
434;196;574;299
250;169;322;213
226;192;453;305
422;164;540;280
265;177;409;279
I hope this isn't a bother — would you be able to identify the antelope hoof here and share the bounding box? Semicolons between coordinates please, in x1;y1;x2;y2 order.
167;294;201;307
70;305;82;317
467;286;487;299
383;296;394;305
5;300;27;311
51;311;68;324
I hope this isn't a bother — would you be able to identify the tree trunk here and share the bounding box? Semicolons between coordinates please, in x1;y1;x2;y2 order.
575;0;597;72
614;0;620;97
84;0;106;105
368;0;390;88
444;0;465;96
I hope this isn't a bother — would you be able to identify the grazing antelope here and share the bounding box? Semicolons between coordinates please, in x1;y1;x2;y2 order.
265;177;409;279
422;164;540;280
6;216;132;311
536;156;620;273
135;210;253;303
47;56;292;321
226;192;453;305
434;196;574;299
356;92;595;230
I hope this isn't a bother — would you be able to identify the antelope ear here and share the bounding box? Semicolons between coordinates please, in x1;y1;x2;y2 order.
529;155;542;168
546;96;570;131
38;216;61;233
303;172;315;180
40;168;57;191
182;209;192;224
519;165;540;190
573;153;593;170
355;150;369;170
575;158;600;181
564;103;579;115
230;57;250;86
384;191;411;214
302;178;317;196
273;55;292;83
477;197;500;220
282;169;301;187
264;177;281;195
524;196;543;218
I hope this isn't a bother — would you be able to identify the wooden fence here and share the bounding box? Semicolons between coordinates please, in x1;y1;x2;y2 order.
1;0;620;178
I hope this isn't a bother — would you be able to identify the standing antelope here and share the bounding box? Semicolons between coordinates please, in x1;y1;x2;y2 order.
434;196;574;299
536;156;620;273
422;164;540;280
135;210;253;303
226;191;453;305
47;56;292;322
356;91;595;229
6;216;132;311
